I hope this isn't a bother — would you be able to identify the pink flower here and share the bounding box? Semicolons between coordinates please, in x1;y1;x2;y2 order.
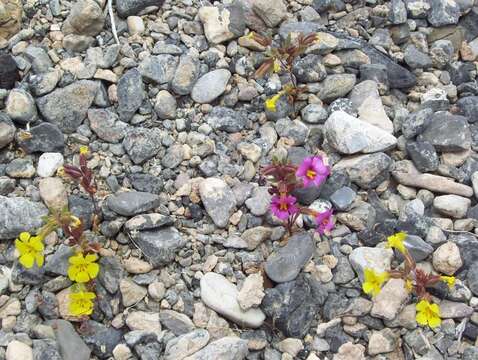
296;156;330;187
270;194;299;220
315;209;334;235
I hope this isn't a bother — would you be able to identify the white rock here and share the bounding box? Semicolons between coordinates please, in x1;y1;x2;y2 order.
39;177;68;210
112;344;133;360
349;247;394;282
125;311;161;333
127;16;144;35
164;329;210;360
433;194;471;218
37;152;64;177
200;272;265;328
324;111;397;154
120;279;147;307
184;336;248;360
237;273;265;310
432;242;463;275
5;89;37;124
371;279;409;321
277;338;304;357
6;340;33;360
198;7;236;44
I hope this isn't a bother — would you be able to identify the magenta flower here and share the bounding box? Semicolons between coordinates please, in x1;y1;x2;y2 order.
296;156;330;187
270;194;299;220
315;209;334;235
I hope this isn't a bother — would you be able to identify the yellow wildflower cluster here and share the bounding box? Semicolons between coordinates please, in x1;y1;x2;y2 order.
69;289;97;316
15;232;44;268
79;145;89;155
386;231;407;254
362;268;389;297
416;300;441;328
265;92;283;112
67;251;99;316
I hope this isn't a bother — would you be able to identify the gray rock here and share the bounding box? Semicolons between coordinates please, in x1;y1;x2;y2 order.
401;108;433;139
17;122;64;154
430;40;454;69
206;107;248;133
330;186;356;210
98;256;124;294
23;46;53;74
200;272;265;328
62;0;105;37
36;80;99;133
199;178;236;228
191;69;231;104
122;127;162;164
171;52;201;95
159;310;195;336
334;153;392;189
129;227;186;267
419;112;471;151
318;74;356;102
433;194;471;218
116;0;165;17
88;109;126;143
275;118;309;146
129;174;163;194
389;0;407;24
467;262;478;296
107;191;160;216
50;320;91;360
5;89;37;125
32;339;62;360
164;330;209;360
0;196;48;240
0;54;19;89
124;213;173;232
428;0;461;27
349;247;393;281
333;256;356;284
117;68;145;122
264;232;315;283
324;111;397;154
154;90;177;119
44;244;74;276
406;141;439;172
0;113;15;149
138;55;178;84
293;54;327;83
80;320;123;359
404;45;432;69
245;187;271;216
162;144;184;169
399;235;434;262
301;103;328;124
252;0;287;27
184;337;248;360
6;158;35;178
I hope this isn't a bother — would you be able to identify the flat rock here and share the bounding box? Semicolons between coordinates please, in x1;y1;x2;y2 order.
324;111;397;154
164;330;210;360
0;196;48;240
334;153;392;189
50;320;91;360
116;0;165;17
122;127;162;164
264;232;315;283
159;309;195;336
191;69;231;104
107;191;160;216
200;272;265;328
319;74;356;103
252;0;287;27
124;213;174;232
349;247;394;281
199;178;236;228
392;160;473;197
206;107;248;133
371;279;409;321
184;337;248;360
419;112;471;151
433;194;471;218
440;300;473;318
138;54;177;85
36;80;98;134
17;123;64;154
117;69;145;122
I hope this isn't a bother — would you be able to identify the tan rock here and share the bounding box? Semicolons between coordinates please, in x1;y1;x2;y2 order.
371;279;409;321
333;342;366;360
432;242;463;275
39;177;68;210
6;340;32;360
0;0;22;40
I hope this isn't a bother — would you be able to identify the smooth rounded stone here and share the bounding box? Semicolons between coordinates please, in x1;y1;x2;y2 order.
6;340;33;360
128;227;186;267
348;80;393;133
159;310;195;336
318;74;356;103
49;320;91;360
418;112;471;152
371;279;409;321
127;16;144;34
392;160;474;197
301;103;328;124
264;232;315;283
0;113;15;149
6;158;35;178
329;186;356;211
138;55;177;85
433;195;471;218
17;122;64;154
191;69;231;104
39;177;68;210
117;68;145;122
368;328;397;356
29;70;61;97
440;300;473;318
124;213;173;232
122;127;162;164
333;153;392;189
206;107;248;133
164;329;210;360
116;0;164;17
252;0;287;27
0;195;48;239
432;242;463;275
200;272;265;328
184;337;248;360
125;311;161;333
324;111;397;154
171;52;201;95
399;235;433;262
37;153;64;177
87;109;126;143
119;278;147;307
107;191;160;216
62;0;104;36
349;247;393;282
36;80;99;134
154;90;177;119
198;6;245;44
199;178;236;228
5;89;37;125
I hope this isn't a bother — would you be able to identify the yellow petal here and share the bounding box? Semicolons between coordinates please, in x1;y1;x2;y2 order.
416;300;428;312
85;292;96;300
428;315;441;328
36;254;44;268
87;263;99;279
429;303;440;316
15;239;29;254
20;254;35;268
363;282;374;295
85;253;98;263
67;267;77;281
30;237;44;251
416;311;428;326
69;253;84;265
75;271;90;283
19;232;30;242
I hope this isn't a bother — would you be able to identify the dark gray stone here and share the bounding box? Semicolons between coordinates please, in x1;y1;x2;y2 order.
69;195;95;230
122;128;162;164
206;107;248;133
17;122;64;154
0;54;20;89
44;244;74;276
293;54;327;83
32;339;62;360
467;261;478;296
107;191;160;216
81;320;123;359
0;112;15;150
129;173;164;194
98;256;124;294
456;96;478;123
389;0;407;24
401;108;433;139
428;0;461;27
419;112;471;151
406;141;439;172
330;186;356;211
116;0;165;17
117;69;145;122
404;45;432;69
138;55;178;85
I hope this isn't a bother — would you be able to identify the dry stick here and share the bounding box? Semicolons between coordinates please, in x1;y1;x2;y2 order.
107;0;120;45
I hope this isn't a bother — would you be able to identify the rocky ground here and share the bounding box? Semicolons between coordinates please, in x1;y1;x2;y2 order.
1;0;478;359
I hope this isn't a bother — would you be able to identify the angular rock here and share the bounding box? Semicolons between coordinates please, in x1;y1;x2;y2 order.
199;178;236;228
198;6;244;44
184;337;248;360
319;74;356;103
87;109;126;143
334;153;392;189
116;0;165;17
206;107;248;133
80;320;123;359
171;52;201;95
122;127;162;164
433;194;471;218
0;113;15;149
371;279;409;321
406;141;439;172
432;242;463;275
428;0;461;27
117;69;145;122
191;69;231;104
138;55;177;85
50;320;91;360
164;330;209;360
17;123;64;154
0;54;20;89
159;310;195;336
264;232;315;283
200;272;265;328
419;112;471;152
37;153;64;178
237;273;264;311
440;300;473;318
36;81;99;133
62;0;104;36
252;0;287;27
124;213;173;232
349;247;394;281
324;111;397;154
107;191;160;216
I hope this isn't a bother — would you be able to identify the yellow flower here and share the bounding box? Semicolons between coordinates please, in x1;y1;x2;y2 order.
68;252;100;283
69;290;96;316
265;93;282;112
416;300;441;328
56;166;65;177
440;276;455;289
273;60;281;73
387;231;408;254
362;268;389;297
79;146;89;155
69;216;82;228
15;232;44;269
405;278;414;293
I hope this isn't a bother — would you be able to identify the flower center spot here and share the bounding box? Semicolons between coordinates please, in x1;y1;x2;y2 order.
306;169;316;179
